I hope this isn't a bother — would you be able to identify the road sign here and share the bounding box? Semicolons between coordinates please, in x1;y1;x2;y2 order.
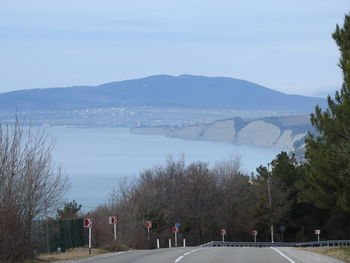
109;216;117;241
173;226;179;247
144;221;152;229
109;216;117;224
172;226;179;233
220;229;226;242
251;230;258;243
83;218;92;228
175;223;181;227
83;218;93;255
219;229;226;236
315;229;321;242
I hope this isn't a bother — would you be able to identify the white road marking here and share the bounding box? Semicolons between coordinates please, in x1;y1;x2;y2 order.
174;255;184;262
174;248;201;262
270;247;296;263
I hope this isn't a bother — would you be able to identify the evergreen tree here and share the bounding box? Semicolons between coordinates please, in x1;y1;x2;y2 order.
56;200;82;219
304;13;350;212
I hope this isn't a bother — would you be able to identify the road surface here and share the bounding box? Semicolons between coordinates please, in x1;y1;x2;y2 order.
62;247;345;263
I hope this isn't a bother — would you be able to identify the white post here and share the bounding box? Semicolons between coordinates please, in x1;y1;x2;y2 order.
222;235;225;242
270;225;274;243
89;227;92;255
147;227;150;241
157;239;160;249
254;236;256;243
318;234;320;242
175;232;177;247
169;238;172;248
183;238;186;247
114;223;117;241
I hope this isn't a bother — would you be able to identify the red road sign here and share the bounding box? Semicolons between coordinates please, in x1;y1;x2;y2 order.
220;229;226;236
315;229;320;235
83;218;92;228
144;221;152;229
109;216;117;224
172;226;179;233
251;230;258;236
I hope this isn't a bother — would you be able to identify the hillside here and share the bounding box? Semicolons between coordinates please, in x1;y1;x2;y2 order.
0;75;326;113
131;115;313;150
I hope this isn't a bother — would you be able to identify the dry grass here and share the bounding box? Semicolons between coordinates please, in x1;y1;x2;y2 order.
301;246;350;263
25;247;109;262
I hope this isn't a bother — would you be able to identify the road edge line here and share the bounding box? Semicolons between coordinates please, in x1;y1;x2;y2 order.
174;255;184;262
270;247;296;263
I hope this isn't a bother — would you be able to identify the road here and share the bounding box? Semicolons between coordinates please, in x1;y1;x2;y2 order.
64;247;345;263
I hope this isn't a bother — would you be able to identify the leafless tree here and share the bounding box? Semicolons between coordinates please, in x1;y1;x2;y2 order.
0;120;69;262
91;155;289;249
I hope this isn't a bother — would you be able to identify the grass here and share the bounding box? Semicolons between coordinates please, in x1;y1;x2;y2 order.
302;246;350;263
24;247;109;263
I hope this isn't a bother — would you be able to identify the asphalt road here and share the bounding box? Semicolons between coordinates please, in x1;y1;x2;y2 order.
64;247;345;263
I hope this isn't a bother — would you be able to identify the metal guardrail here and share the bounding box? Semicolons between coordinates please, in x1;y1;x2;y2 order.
202;240;350;248
296;240;350;247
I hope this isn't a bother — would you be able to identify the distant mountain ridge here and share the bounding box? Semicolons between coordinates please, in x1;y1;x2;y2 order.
0;74;327;112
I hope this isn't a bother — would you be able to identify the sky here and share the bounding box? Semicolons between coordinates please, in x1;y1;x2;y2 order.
0;0;349;97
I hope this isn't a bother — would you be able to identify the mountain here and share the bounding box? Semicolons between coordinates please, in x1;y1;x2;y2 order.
0;75;326;113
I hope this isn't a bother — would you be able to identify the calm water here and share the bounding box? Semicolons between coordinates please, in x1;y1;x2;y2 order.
47;127;281;210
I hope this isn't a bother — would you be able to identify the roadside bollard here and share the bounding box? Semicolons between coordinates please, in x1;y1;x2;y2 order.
157;239;160;249
169;239;172;248
183;239;186;247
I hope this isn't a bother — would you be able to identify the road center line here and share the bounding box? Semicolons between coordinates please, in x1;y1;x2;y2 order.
270;247;296;263
174;256;184;262
184;252;191;256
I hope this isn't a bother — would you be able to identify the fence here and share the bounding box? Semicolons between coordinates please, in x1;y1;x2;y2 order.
202;240;350;248
32;218;86;253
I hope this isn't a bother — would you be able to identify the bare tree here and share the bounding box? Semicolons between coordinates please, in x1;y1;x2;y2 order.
0;120;69;262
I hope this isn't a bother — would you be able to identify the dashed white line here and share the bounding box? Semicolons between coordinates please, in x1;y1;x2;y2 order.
184;252;191;256
270;247;296;263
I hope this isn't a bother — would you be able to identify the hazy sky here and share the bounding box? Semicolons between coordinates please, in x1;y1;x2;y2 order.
0;0;349;97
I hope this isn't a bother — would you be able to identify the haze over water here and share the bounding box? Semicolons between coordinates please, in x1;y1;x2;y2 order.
48;127;281;210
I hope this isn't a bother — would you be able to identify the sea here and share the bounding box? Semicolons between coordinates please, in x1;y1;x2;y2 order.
46;127;281;211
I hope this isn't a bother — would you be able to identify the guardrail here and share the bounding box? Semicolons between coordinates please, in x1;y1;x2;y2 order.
201;240;350;248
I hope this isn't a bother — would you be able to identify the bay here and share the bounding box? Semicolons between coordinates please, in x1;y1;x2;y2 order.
47;127;281;210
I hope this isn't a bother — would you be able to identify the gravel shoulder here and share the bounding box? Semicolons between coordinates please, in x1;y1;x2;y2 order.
277;247;346;263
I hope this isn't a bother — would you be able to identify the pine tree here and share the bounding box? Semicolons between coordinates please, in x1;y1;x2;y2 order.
56;200;82;219
304;13;350;212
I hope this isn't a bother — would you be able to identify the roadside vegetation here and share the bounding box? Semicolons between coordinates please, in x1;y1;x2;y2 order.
23;248;108;263
0;120;69;263
302;247;350;263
